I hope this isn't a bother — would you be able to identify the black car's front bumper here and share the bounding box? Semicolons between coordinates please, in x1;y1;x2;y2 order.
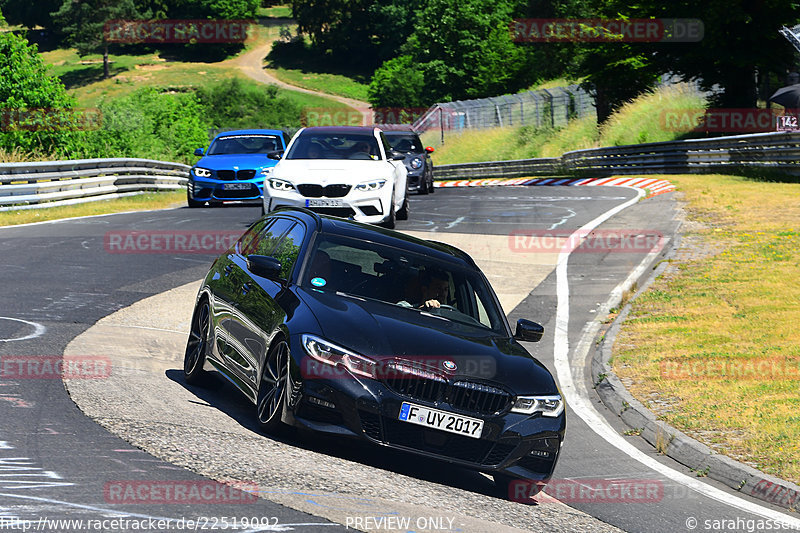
282;351;565;482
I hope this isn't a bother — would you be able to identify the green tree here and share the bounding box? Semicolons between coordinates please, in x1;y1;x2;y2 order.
0;0;63;30
368;0;534;106
367;55;426;107
0;31;82;155
51;0;145;79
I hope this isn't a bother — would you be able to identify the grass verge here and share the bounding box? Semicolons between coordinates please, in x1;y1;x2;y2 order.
426;83;707;165
0;191;186;227
611;173;800;484
268;67;369;102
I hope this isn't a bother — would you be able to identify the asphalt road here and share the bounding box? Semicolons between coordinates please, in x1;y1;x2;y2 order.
0;188;796;532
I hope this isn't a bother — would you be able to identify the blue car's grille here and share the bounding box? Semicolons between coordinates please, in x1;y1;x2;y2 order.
214;169;256;181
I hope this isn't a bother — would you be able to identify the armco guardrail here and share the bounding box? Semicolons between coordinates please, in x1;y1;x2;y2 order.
435;131;800;180
0;158;190;211
433;157;563;180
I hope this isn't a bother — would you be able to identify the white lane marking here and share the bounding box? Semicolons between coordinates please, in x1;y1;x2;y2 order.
0;206;183;230
445;217;465;229
553;188;800;526
0;317;46;343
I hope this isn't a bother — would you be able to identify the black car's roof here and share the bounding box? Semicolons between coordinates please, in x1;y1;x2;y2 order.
273;207;475;268
383;130;417;135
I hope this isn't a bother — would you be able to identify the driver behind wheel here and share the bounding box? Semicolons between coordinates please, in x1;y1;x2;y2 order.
398;267;449;309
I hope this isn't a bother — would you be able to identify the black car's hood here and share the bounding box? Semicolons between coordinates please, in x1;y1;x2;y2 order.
296;288;558;394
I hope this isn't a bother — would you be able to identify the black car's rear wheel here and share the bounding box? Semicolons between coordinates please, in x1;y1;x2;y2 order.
256;340;289;432
184;299;211;384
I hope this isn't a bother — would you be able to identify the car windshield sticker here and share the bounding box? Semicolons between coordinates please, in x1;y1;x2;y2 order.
311;277;327;287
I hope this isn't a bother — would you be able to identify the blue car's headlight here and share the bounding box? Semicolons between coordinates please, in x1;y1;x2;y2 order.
193;167;212;178
511;395;564;417
260;167;274;177
355;179;386;191
410;157;423;170
268;178;295;192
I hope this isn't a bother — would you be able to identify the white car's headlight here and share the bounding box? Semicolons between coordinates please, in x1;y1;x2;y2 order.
355;179;386;191
410;157;423;170
193;167;212;178
511;395;564;417
302;334;377;379
268;178;295;192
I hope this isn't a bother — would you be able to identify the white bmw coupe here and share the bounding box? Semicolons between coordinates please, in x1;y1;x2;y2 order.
262;126;409;228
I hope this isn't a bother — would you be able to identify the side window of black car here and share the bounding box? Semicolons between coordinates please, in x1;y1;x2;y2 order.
238;219;272;255
243;218;293;256
272;223;306;279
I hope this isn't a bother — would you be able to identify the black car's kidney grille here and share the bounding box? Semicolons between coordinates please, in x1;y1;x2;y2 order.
237;169;256;180
297;184;351;198
380;362;512;416
448;381;513;415
382;362;447;403
216;170;236;181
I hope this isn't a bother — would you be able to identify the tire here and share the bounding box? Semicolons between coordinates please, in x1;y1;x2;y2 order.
397;196;409;220
187;188;204;208
183;299;211;384
429;171;435;194
380;191;396;229
260;202;266;217
418;176;429;195
256;339;289;433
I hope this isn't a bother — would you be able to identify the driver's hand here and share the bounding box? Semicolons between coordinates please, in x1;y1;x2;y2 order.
421;299;441;309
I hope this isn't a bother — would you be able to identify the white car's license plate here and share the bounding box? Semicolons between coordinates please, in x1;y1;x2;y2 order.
398;402;484;439
306;199;343;207
223;183;251;190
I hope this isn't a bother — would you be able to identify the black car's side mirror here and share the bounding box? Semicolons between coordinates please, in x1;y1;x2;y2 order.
514;319;544;342
246;255;283;280
194;148;204;156
391;151;406;161
267;150;284;160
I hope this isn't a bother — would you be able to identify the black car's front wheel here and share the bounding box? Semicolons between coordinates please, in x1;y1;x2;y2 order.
184;299;211;384
256;340;289;433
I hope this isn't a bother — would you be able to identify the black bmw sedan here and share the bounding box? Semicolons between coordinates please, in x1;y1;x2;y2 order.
183;207;565;494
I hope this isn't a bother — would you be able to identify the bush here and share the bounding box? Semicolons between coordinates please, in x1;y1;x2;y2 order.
367;55;426;108
196;77;304;130
64;88;211;163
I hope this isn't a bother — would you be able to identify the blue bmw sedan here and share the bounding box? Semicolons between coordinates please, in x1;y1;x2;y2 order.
188;129;288;207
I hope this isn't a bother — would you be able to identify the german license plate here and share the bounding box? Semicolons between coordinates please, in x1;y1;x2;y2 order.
306;199;343;207
223;183;251;190
398;402;483;439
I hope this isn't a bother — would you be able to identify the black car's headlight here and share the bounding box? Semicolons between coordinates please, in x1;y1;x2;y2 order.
302;334;377;378
193;167;212;178
355;179;386;191
409;157;423;170
268;178;295;191
511;395;564;417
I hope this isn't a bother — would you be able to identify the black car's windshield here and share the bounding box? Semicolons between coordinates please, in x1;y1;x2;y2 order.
207;134;282;155
285;133;382;160
302;234;507;334
384;134;421;153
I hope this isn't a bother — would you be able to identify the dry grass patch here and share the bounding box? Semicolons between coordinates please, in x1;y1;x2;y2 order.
612;174;800;483
0;191;185;226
